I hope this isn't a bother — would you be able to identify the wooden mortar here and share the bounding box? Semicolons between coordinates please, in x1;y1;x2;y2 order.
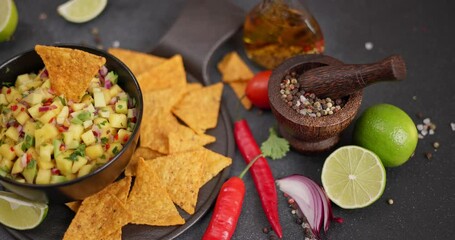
268;54;363;154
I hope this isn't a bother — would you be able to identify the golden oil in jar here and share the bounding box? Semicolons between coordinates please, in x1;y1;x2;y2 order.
243;0;324;69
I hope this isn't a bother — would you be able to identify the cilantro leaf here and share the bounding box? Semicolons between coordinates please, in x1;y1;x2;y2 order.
65;144;86;161
261;128;290;160
21;135;34;152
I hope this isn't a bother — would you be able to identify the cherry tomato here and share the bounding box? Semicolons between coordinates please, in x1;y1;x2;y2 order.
246;70;272;109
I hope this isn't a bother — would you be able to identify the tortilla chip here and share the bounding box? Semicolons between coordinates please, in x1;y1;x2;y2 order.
172;82;223;134
65;201;81;213
100;229;122;240
168;129;216;154
125;147;164;176
63;191;131;240
147;150;205;215
184;82;203;93
140;108;179;154
217;51;254;82
228;81;252;109
105;176;131;202
143;87;186;113
127;158;185;226
108;48;166;76
35;45;106;102
199;148;232;187
136;55;187;92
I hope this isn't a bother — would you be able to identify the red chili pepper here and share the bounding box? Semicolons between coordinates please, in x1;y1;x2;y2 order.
123;135;129;142
114;134;119;141
233;119;283;239
202;153;262;240
105;143;110;150
10;105;18;111
6;88;11;94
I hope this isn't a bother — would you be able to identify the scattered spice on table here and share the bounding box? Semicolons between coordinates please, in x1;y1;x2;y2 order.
450;122;455;131
425;152;433;160
387;199;394;205
39;13;47;20
433;142;440;149
416;117;436;139
280;72;345;117
365;42;374;50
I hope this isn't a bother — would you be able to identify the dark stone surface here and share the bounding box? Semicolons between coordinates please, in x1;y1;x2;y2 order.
1;0;455;239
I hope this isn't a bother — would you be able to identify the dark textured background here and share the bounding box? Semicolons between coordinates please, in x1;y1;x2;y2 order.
1;0;455;239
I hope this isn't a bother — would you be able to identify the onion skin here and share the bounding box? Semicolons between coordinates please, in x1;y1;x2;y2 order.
276;175;341;237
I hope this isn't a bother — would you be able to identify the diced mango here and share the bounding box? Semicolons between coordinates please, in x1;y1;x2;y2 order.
0;94;7;105
107;142;123;157
115;100;128;114
71;156;88;174
115;129;131;143
39;143;54;163
35;124;59;149
11;158;25;174
5;127;19;142
68;124;84;142
0;144;16;161
35;169;52;184
23;92;43;105
81;130;96;146
109;84;123;97
13;142;25;157
23;121;36;136
94;90;106;107
109;113;127;128
0;159;13;172
77;164;94;178
15;111;31;125
28;103;44;120
56;106;69;125
85;144;103;160
56;152;73;176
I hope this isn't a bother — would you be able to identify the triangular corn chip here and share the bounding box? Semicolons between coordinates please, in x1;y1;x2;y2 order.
172;82;223;134
228;81;252;109
147;151;205;215
127;158;185;226
217;51;254;82
108;48;166;76
125;147;163;176
35;45;106;102
63;191;131;240
136;55;186;92
199;148;232;187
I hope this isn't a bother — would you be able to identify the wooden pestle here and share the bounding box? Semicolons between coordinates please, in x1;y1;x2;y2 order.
298;55;407;99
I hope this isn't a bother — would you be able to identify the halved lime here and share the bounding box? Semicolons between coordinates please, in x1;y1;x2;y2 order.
0;191;48;230
57;0;108;23
321;145;386;209
0;0;18;42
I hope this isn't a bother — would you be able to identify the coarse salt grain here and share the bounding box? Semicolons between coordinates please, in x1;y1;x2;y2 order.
112;40;120;48
451;123;455;131
423;118;431;125
365;42;374;50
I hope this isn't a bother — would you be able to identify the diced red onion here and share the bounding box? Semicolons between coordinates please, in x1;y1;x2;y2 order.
16;125;23;133
51;168;60;175
20;154;28;168
48;88;55;95
39;105;57;112
276;175;341;237
109;96;118;105
40;69;48;78
104;79;112;89
127;98;134;108
99;66;108;77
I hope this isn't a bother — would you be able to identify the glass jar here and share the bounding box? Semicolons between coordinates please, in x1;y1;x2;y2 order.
243;0;324;69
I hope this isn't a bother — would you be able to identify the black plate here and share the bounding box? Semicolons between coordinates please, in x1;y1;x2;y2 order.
1;72;235;240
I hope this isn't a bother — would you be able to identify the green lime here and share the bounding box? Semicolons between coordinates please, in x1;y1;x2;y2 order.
0;191;48;230
321;145;386;209
0;0;18;42
57;0;108;23
353;103;418;167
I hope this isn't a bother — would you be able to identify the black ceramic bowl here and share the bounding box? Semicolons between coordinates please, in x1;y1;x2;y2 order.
0;45;143;204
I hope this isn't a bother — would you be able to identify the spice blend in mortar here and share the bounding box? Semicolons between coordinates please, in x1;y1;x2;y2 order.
280;72;346;117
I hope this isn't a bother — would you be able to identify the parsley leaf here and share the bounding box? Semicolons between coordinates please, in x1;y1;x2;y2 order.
58;96;67;106
65;144;86;161
261;128;290;160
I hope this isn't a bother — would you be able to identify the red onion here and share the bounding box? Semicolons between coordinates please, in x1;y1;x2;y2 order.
38;105;57;112
128;97;134;108
104;79;112;89
20;154;28;168
276;175;342;237
99;66;108;77
40;69;48;78
109;96;118;105
51;168;60;175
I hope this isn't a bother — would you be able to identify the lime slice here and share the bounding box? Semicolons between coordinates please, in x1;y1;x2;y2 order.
57;0;108;23
0;0;18;42
321;145;386;209
0;191;48;230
